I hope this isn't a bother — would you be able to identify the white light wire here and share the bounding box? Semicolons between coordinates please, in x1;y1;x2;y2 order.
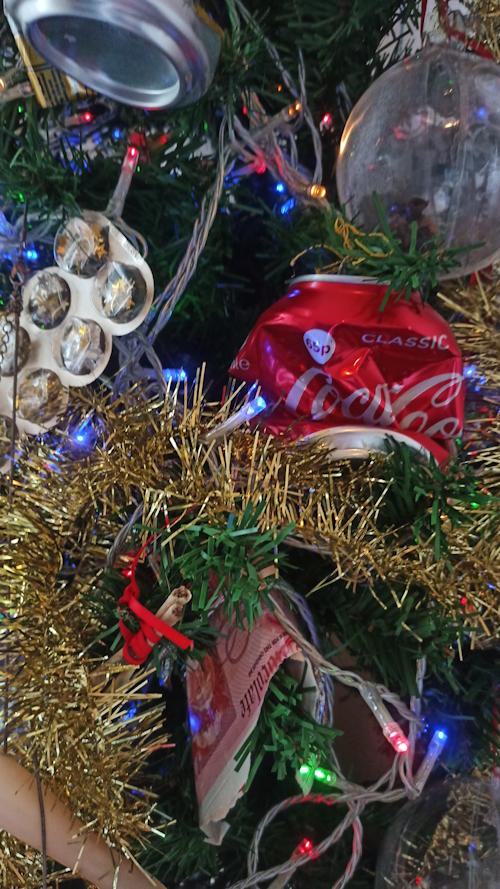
222;597;442;889
95;7;445;884
108;0;325;392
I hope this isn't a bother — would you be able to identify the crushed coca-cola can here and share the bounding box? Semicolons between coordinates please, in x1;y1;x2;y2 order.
230;275;464;462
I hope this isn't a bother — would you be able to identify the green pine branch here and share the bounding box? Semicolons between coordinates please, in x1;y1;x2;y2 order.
235;665;339;789
175;502;294;629
257;196;476;313
380;443;498;560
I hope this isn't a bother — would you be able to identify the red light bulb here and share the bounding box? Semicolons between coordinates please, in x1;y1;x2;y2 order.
297;838;313;857
386;726;410;755
321;113;332;126
82;111;93;123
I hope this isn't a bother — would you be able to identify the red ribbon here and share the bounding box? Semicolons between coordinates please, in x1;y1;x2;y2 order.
119;578;193;664
420;0;428;40
118;522;193;665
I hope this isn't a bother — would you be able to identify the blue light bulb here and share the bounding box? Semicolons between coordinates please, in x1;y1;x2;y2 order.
280;198;296;215
275;182;286;193
72;418;99;449
163;368;187;383
189;711;201;734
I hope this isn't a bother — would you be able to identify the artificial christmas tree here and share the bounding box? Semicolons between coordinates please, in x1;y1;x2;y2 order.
0;1;498;888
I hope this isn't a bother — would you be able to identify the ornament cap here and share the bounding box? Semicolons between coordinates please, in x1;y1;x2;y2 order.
5;0;221;108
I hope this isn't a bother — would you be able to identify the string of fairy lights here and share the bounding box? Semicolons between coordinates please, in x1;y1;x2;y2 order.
0;0;498;886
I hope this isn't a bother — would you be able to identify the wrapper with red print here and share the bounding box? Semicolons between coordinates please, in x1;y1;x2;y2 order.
230;275;464;463
187;598;318;844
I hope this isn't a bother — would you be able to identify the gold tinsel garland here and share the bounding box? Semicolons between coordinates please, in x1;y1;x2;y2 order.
464;0;500;61
0;837;66;889
439;274;500;497
0;268;499;883
2;366;499;645
0;487;171;886
421;780;497;877
390;777;499;884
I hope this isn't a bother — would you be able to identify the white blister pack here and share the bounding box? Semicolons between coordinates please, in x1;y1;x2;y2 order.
0;211;154;444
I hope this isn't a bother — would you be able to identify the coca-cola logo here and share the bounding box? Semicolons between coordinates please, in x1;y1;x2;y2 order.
285;367;464;439
304;328;336;364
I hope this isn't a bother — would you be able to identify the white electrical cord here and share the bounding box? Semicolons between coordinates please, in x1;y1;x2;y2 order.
107;0;327;392
221;599;445;889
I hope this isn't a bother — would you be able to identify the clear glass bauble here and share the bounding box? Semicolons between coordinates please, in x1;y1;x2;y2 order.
27;271;71;329
17;369;68;423
59;317;106;376
376;776;500;889
336;45;500;278
54;217;109;278
0;415;16;461
0;319;30;375
95;261;148;323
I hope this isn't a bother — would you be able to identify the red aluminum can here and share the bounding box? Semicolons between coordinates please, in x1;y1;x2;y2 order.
230;275;464;462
